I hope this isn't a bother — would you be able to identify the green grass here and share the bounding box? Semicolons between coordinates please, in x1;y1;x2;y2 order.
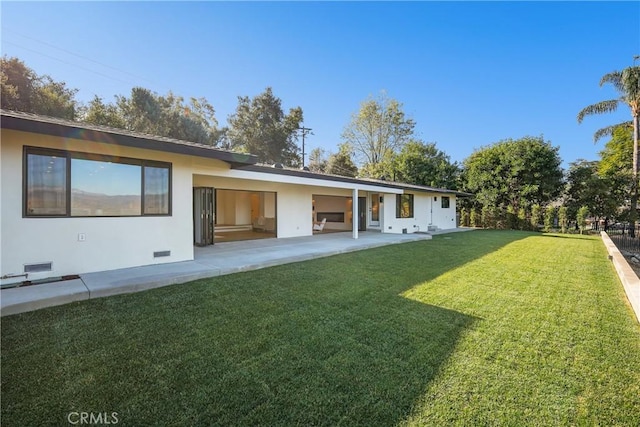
2;231;640;426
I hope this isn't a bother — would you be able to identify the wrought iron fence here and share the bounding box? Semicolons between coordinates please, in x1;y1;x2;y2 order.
606;223;640;254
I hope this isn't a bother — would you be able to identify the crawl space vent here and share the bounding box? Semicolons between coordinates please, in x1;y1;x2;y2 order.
24;262;53;273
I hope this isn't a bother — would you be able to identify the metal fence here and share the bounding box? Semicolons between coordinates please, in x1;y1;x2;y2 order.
606;223;640;254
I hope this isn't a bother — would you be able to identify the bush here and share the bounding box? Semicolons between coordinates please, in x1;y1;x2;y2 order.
577;206;589;234
544;205;556;232
530;204;541;231
558;206;568;233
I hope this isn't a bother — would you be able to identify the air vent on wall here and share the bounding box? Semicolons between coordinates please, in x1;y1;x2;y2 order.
154;250;171;258
24;262;53;273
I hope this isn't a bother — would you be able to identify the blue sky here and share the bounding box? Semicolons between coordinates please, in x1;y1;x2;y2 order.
2;1;639;168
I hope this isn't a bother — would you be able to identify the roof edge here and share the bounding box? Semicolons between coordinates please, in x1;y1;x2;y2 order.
1;109;257;166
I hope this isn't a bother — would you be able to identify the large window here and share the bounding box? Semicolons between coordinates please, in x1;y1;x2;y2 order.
24;147;171;217
396;194;414;218
441;196;450;209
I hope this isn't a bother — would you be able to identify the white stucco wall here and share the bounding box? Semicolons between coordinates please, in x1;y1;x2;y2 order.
381;192;458;234
1;127;458;283
1;129;199;285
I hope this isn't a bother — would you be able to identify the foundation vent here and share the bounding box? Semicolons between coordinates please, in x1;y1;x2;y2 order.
24;262;53;273
153;250;171;258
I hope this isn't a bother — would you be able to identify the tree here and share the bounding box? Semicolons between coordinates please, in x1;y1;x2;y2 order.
342;91;415;177
577;206;590;234
82;95;126;129
325;143;358;177
227;87;303;166
558;206;568;233
307;148;327;173
1;56;77;119
598;126;634;220
530;204;542;231
470;208;479;227
82;87;222;145
578;64;640;235
544;205;556;232
389;140;459;188
564;159;617;223
462;136;563;215
460;208;469;227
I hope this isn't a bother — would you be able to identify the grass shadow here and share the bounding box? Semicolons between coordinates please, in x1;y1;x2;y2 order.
1;230;531;426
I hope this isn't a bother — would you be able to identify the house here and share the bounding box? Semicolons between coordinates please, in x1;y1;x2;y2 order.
0;110;467;286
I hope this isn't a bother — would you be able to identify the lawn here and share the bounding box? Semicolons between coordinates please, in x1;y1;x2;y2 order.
2;231;639;426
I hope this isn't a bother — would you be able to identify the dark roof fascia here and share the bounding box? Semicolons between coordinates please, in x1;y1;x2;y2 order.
0;110;257;166
234;164;472;196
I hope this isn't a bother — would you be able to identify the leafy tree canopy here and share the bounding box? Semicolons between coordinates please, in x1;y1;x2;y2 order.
389;140;459;189
82;88;222;145
307;147;327;173
342;91;415;176
462;136;563;211
564;159;618;220
227;87;303;167
325;143;358;177
1;56;77;119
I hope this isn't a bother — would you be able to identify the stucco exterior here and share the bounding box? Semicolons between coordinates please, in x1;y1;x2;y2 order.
1;112;465;286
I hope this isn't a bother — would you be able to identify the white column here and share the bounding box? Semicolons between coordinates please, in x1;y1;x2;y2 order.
352;188;358;239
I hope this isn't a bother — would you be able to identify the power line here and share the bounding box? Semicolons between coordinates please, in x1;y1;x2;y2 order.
4;28;154;84
4;41;138;87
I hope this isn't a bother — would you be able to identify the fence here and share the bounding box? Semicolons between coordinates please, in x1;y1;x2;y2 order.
606;223;640;254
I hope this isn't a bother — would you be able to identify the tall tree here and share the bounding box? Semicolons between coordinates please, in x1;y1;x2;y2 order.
342;91;415;177
564;160;617;222
307;148;327;173
325;143;358;177
227;87;303;166
1;56;77;119
82;87;222;145
462;136;563;215
577;64;640;234
598;126;634;220
389;140;459;188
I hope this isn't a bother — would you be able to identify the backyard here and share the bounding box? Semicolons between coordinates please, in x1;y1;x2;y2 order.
2;230;639;426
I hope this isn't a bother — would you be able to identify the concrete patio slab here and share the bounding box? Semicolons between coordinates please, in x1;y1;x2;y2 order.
0;279;89;316
2;230;468;316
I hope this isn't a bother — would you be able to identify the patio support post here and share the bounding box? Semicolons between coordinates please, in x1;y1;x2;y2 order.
352;188;358;239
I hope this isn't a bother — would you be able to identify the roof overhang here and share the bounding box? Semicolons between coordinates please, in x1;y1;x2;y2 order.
1;110;257;167
235;164;472;196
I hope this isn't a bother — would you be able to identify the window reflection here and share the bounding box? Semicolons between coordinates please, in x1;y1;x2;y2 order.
71;159;141;216
26;153;67;215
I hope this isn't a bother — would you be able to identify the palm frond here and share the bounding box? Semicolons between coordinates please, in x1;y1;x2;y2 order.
600;70;623;91
593;121;632;142
577;100;619;123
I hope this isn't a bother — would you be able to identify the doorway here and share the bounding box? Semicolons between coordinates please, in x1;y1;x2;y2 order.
358;197;367;231
370;193;380;226
194;187;215;246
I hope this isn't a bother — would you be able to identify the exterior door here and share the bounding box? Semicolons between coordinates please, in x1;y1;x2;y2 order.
194;187;215;246
370;193;380;226
358;197;367;231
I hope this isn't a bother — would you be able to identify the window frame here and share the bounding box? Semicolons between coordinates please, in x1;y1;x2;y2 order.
395;194;414;219
23;146;172;218
441;196;451;209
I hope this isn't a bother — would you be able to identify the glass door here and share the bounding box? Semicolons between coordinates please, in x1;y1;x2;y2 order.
370;193;380;226
193;187;215;246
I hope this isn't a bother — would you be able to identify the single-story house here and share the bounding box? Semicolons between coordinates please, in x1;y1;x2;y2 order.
0;109;468;286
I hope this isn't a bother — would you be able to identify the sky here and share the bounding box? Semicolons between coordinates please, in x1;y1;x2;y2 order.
2;1;639;169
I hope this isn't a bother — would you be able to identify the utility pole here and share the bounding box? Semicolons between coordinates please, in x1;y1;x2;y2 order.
298;125;313;168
